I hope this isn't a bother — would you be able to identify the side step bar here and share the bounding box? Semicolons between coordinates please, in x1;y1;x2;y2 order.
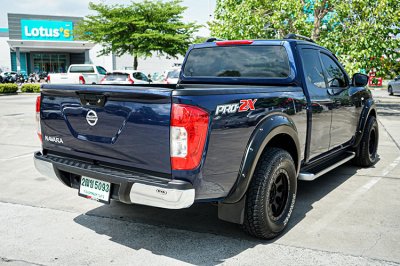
298;152;356;181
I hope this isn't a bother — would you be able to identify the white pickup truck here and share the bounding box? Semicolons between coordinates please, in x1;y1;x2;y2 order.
47;64;107;84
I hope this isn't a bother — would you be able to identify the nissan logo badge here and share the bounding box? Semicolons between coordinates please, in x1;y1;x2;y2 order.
86;110;98;126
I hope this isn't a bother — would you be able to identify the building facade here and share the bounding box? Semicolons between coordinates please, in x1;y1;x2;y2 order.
2;13;100;74
0;13;184;75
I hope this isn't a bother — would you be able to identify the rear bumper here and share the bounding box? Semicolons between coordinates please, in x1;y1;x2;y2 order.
33;151;194;209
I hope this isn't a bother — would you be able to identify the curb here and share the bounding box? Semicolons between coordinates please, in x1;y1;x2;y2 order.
0;93;18;96
0;92;40;97
368;87;387;90
376;102;400;106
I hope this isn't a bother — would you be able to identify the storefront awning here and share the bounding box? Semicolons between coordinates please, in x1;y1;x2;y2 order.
7;39;95;53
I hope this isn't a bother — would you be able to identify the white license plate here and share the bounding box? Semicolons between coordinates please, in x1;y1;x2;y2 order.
79;176;111;203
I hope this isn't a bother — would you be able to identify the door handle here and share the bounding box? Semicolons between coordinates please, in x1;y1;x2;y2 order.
77;92;107;107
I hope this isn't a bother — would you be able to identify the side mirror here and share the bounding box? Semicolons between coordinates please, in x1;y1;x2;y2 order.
352;73;368;87
395;77;399;81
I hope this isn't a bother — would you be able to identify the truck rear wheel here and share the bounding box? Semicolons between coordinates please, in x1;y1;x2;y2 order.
243;148;297;239
353;116;379;167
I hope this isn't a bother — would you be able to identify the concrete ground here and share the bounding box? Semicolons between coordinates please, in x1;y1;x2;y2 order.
0;90;399;265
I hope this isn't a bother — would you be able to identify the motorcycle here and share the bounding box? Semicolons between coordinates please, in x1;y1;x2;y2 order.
28;73;39;83
15;73;27;86
38;72;48;82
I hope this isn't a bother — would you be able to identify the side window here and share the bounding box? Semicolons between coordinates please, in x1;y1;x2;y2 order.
320;54;347;88
96;66;107;75
300;49;326;93
140;73;148;81
133;72;142;80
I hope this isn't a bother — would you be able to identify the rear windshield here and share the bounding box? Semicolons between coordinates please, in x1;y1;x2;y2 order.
69;66;95;73
105;73;129;81
183;45;290;78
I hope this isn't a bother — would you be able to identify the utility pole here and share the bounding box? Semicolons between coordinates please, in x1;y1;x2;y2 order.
208;0;213;21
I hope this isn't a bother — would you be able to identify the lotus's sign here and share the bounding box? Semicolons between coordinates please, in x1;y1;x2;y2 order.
21;19;73;41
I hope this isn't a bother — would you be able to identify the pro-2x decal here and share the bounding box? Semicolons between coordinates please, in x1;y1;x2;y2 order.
215;99;257;115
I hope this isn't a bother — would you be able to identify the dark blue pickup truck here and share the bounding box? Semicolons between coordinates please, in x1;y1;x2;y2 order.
34;35;378;239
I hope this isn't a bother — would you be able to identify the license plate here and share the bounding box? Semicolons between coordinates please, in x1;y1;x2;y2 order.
79;176;111;204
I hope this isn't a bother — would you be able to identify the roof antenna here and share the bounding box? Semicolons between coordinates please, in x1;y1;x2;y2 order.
284;33;315;43
205;37;225;42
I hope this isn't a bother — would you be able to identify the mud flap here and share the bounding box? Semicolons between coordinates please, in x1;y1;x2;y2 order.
218;195;246;224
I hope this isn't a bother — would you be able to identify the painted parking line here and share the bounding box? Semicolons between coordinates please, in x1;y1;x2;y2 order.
307;155;400;235
377;118;400;151
307;117;400;235
0;153;33;162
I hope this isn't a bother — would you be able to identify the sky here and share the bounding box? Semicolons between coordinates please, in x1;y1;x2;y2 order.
0;0;216;36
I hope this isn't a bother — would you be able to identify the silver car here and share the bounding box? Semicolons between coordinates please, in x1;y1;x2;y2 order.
388;75;400;95
100;70;151;85
163;69;180;84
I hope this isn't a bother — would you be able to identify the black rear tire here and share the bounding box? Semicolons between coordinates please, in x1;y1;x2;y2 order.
389;86;393;95
353;116;379;167
243;148;297;239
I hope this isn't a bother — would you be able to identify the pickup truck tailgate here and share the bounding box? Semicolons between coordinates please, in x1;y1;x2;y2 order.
40;85;172;174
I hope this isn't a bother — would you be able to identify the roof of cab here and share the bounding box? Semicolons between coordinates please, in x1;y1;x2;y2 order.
191;37;328;54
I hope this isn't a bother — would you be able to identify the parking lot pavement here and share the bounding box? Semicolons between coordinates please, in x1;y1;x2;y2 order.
0;92;399;265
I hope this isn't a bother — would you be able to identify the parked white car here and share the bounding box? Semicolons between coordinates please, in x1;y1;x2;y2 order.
163;69;180;84
388;75;400;95
100;70;151;85
47;64;107;85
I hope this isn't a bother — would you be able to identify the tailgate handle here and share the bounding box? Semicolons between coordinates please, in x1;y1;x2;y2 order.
77;93;108;107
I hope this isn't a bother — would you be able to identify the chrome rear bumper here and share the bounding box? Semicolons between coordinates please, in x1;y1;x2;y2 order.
34;151;195;209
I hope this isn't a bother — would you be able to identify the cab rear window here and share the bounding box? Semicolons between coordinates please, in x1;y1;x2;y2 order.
69;66;95;73
105;73;129;81
183;45;290;78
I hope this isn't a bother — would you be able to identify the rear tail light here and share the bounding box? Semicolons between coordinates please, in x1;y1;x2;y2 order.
79;75;86;84
35;96;42;142
128;76;135;84
46;75;50;83
170;104;209;170
216;40;253;46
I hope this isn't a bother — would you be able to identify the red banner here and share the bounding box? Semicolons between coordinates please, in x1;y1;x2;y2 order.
368;77;382;87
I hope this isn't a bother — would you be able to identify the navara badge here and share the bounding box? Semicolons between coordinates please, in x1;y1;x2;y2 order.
86;110;98;126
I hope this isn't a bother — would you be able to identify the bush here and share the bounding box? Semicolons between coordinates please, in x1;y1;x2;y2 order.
21;84;41;93
0;83;18;93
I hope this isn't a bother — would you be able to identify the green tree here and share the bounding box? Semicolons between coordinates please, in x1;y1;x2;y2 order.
267;0;312;38
210;0;400;77
210;0;311;39
320;0;400;77
210;0;266;39
75;0;200;70
307;0;335;41
209;0;336;40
